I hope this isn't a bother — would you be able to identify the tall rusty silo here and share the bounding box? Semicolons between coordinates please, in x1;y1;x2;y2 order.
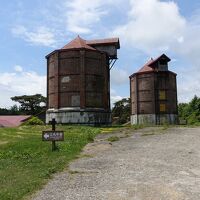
46;36;120;125
130;54;178;125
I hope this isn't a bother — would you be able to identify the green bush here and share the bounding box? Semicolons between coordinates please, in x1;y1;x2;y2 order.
107;136;119;142
178;95;200;125
112;98;131;124
23;117;44;125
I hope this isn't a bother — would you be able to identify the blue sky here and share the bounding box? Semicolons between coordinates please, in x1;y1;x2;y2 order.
0;0;200;108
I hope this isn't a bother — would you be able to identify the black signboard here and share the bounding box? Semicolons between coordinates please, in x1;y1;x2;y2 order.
42;131;64;141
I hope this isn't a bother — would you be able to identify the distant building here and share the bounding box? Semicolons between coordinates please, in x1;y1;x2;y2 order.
129;54;178;125
0;115;31;127
46;36;120;125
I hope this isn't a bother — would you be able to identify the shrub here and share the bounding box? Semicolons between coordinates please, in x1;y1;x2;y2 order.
178;95;200;125
23;117;44;125
107;136;119;142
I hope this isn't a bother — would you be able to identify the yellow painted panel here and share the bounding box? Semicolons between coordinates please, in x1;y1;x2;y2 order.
160;104;166;112
159;90;166;100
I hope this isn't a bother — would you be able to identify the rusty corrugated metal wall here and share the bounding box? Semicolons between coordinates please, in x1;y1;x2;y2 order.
47;49;110;112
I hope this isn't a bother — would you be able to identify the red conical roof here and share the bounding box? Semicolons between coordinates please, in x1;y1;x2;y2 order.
137;59;155;73
129;54;174;78
137;54;171;73
62;36;96;50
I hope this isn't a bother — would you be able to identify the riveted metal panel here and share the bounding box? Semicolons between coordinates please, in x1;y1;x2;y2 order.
49;62;55;77
59;50;80;59
130;70;177;124
86;75;104;92
59;58;80;74
85;58;103;75
59;92;80;107
59;75;80;92
85;51;101;59
86;92;103;107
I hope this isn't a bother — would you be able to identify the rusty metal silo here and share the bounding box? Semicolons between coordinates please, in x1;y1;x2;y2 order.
46;36;120;125
130;54;178;125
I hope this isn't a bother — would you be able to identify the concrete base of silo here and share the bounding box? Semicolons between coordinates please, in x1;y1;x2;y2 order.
131;114;178;125
46;108;111;125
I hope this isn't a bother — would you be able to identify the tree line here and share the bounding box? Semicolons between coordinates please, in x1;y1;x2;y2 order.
0;94;46;115
178;95;200;125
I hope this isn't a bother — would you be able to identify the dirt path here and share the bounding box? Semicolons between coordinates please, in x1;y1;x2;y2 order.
32;127;200;200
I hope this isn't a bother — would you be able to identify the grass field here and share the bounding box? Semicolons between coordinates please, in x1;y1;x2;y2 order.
0;125;101;200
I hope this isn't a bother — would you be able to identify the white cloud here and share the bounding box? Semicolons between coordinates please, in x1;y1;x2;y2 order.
111;68;129;85
65;0;123;34
65;0;107;34
177;69;200;103
10;0;124;46
173;23;200;67
110;89;124;107
14;65;23;72
112;0;186;53
12;25;56;47
0;68;46;108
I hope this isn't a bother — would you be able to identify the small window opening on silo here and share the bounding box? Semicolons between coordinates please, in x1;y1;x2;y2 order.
159;59;167;65
160;104;166;112
159;90;166;100
158;59;168;71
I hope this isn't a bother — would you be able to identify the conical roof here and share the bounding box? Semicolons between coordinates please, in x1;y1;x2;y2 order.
62;36;96;50
129;54;174;78
136;59;155;74
137;54;171;73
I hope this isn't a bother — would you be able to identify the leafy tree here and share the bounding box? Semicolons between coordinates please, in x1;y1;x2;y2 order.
178;95;200;125
11;94;46;115
10;105;21;115
178;103;188;119
112;98;131;124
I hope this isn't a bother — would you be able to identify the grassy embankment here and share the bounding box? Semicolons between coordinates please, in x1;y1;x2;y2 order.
0;125;101;200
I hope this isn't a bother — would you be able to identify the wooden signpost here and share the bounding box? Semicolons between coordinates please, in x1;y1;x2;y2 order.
42;118;64;151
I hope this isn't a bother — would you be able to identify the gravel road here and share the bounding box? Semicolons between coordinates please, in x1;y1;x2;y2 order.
32;127;200;200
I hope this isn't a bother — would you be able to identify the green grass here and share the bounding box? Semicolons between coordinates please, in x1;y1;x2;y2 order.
0;125;100;200
107;136;120;142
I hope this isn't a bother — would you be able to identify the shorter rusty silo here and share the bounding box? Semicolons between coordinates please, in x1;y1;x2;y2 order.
129;54;178;125
46;36;120;125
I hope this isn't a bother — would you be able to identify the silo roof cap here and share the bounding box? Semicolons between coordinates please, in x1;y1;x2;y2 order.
62;35;96;50
148;54;171;66
129;54;175;78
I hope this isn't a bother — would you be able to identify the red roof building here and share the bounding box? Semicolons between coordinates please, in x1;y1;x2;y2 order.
0;115;31;127
46;36;120;125
130;54;174;77
129;54;178;125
